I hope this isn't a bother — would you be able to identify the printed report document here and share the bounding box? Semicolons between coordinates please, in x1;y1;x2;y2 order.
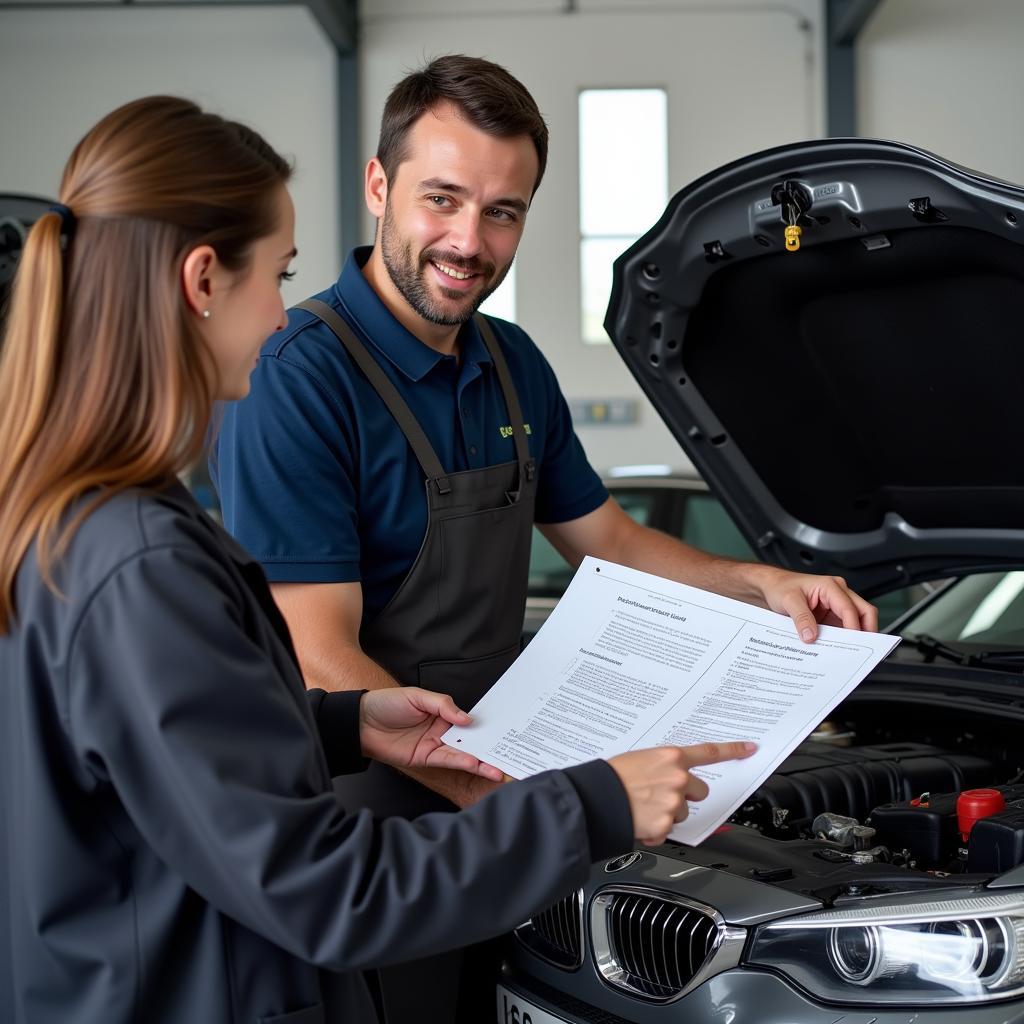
444;557;900;845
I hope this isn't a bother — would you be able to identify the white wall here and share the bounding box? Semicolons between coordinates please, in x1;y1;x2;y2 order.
359;0;827;473
858;0;1024;186
0;5;341;305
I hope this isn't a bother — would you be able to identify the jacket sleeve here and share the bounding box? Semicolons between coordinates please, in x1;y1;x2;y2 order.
65;543;632;971
306;688;371;776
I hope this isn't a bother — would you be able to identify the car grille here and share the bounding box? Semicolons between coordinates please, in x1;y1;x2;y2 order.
514;889;584;968
591;888;723;1000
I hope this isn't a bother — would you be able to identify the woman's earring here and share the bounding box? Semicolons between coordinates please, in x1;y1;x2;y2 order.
202;310;211;319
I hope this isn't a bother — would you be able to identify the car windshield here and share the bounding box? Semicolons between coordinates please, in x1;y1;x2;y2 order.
528;489;660;597
528;483;755;598
897;571;1024;663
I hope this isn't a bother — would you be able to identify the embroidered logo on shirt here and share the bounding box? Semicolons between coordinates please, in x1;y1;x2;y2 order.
499;424;532;439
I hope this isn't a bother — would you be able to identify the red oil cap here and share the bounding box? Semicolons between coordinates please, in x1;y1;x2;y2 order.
957;789;1006;839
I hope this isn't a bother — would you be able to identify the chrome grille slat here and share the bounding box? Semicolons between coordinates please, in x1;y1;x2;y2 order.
569;894;579;947
687;914;703;978
655;906;671;988
702;917;717;968
648;902;667;989
634;898;652;986
657;904;679;989
615;895;630;975
670;907;688;990
625;896;641;979
552;898;567;954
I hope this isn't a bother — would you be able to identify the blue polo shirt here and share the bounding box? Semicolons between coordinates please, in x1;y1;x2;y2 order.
214;247;608;618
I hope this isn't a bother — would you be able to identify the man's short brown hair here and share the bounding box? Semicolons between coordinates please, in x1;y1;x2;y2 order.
376;55;549;195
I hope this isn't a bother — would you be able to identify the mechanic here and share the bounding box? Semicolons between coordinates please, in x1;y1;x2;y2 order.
215;54;878;1022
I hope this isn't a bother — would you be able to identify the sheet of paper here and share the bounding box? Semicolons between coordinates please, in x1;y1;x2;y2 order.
444;557;900;845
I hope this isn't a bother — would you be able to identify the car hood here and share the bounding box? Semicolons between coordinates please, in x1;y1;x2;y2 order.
605;138;1024;598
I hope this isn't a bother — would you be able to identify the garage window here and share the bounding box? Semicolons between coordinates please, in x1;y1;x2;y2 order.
579;88;667;344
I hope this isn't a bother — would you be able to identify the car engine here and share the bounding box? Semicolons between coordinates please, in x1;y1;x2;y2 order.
685;708;1024;900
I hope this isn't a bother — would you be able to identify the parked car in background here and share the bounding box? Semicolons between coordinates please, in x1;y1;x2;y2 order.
501;137;1024;1024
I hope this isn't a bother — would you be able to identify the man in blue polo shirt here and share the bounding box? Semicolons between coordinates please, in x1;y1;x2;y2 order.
217;53;877;1022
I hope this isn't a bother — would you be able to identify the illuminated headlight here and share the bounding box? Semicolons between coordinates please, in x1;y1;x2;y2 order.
746;890;1024;1004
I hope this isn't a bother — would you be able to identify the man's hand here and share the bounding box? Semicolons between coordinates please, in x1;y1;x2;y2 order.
608;741;757;846
748;564;878;642
359;687;505;781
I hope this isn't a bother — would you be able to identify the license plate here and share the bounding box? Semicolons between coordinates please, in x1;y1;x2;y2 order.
496;983;572;1024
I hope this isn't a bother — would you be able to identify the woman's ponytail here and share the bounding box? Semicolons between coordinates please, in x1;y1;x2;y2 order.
0;209;71;630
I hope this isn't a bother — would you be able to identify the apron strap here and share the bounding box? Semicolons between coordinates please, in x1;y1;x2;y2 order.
296;299;452;495
473;313;536;492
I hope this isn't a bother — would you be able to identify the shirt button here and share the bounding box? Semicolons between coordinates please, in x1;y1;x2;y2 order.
469;445;478;455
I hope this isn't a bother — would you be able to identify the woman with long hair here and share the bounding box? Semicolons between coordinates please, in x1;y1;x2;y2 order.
0;96;751;1023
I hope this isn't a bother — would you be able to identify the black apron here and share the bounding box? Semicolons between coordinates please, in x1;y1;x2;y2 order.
296;299;537;817
297;301;537;1023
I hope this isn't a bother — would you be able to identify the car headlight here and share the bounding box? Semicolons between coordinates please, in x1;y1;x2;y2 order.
746;890;1024;1004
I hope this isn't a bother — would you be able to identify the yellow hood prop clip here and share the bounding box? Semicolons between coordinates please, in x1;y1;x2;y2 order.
771;179;813;254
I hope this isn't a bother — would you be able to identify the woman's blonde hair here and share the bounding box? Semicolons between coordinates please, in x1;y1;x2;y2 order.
0;96;291;632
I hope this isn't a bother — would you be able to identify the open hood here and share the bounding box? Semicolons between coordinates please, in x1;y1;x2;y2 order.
606;139;1024;598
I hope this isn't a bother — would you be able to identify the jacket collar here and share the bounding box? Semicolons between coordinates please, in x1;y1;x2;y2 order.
160;480;256;568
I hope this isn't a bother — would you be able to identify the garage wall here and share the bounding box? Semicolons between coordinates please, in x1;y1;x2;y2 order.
858;0;1024;185
0;6;340;305
360;0;827;473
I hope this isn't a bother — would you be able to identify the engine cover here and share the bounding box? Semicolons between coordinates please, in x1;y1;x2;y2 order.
739;742;993;831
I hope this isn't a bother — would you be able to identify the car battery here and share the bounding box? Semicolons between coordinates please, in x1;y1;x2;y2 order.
868;782;1024;864
869;791;960;865
968;801;1024;873
870;784;1024;869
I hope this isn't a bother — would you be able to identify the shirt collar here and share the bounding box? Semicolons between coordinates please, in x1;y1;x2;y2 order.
332;246;492;382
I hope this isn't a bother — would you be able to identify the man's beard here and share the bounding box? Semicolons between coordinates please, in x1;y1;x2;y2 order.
380;200;511;326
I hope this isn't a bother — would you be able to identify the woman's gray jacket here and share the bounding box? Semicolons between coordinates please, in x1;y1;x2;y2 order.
0;484;631;1023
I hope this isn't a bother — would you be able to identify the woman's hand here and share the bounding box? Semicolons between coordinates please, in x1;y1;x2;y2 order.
608;740;757;845
358;687;505;781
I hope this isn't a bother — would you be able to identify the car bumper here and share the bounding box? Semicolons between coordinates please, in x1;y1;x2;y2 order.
499;955;1024;1024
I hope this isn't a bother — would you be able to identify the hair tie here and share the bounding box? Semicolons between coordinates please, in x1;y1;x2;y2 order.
48;202;76;241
